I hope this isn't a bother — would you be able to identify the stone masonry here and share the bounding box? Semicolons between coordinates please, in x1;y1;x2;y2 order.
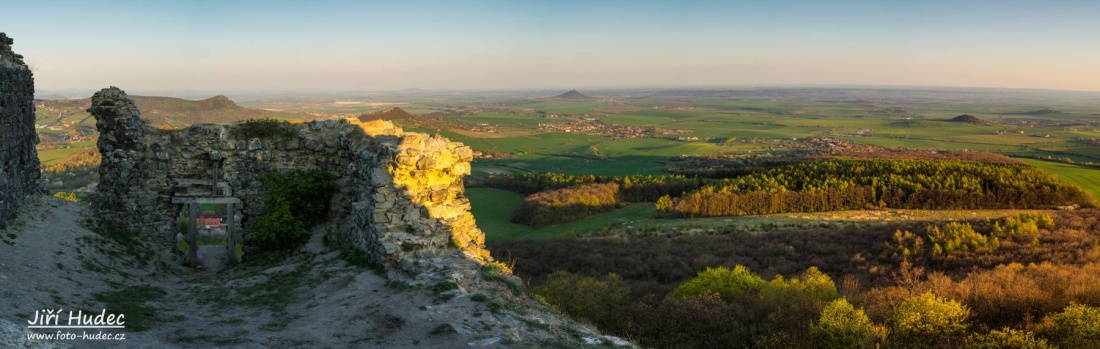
0;33;40;225
90;87;492;281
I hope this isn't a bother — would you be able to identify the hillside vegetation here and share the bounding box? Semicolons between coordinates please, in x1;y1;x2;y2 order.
481;157;1094;227
492;210;1100;348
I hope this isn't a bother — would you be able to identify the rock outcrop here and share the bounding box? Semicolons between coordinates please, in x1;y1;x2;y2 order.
90;87;492;282
0;32;40;225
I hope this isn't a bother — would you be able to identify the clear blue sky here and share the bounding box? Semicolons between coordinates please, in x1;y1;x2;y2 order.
4;0;1100;92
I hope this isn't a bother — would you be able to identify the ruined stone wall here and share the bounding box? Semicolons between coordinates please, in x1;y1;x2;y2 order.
0;33;40;225
91;87;490;281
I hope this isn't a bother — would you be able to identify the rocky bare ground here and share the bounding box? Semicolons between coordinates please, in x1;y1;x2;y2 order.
0;197;631;348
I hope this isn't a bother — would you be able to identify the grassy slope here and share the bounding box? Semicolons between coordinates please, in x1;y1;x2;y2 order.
1018;158;1100;202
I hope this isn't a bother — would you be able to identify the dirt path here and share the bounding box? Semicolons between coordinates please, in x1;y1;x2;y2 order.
196;246;228;273
0;197;629;348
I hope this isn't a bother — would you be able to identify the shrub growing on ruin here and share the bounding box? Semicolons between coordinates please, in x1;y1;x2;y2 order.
252;169;335;250
229;118;298;140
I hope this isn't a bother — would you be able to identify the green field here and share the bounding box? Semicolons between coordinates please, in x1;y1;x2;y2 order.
37;141;96;165
599;113;675;126
1019;158;1100;201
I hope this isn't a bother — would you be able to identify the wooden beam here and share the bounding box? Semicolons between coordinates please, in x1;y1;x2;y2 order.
172;197;242;204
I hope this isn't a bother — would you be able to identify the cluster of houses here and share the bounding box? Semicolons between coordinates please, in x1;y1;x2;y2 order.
537;118;687;140
674;136;711;142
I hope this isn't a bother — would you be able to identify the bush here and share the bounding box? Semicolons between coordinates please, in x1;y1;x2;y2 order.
251;169;336;250
670;265;765;302
926;222;996;256
760;266;839;304
532;270;630;331
629;292;746;349
993;213;1053;245
812;298;887;349
228;118;298;140
889;291;971;349
481;261;523;294
967;328;1053;349
52;191;81;203
756;267;842;345
1036;303;1100;349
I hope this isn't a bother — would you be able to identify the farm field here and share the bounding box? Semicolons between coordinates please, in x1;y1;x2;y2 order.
1019;158;1100;201
37;141;96;166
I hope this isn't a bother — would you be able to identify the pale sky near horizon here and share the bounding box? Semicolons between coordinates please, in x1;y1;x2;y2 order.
4;0;1100;93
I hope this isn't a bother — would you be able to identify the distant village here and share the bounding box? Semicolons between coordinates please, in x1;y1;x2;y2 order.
536;116;689;140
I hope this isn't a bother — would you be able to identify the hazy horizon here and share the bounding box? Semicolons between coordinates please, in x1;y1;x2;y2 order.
6;0;1100;93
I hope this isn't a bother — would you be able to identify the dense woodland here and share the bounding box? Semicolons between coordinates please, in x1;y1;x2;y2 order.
487;158;1095;226
667;159;1093;217
491;210;1100;348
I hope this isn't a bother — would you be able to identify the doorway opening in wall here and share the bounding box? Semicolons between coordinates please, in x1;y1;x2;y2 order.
174;199;242;271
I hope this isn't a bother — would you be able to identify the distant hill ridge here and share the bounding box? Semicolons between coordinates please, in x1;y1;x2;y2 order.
1020;108;1064;116
358;107;414;121
357;107;472;132
35;95;308;129
554;89;594;100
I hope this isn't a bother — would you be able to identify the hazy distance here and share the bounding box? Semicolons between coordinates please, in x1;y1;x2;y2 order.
5;0;1100;93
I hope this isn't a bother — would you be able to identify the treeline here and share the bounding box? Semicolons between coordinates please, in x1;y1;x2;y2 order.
663;158;1094;217
491;158;1093;226
479;172;698;200
492;210;1100;348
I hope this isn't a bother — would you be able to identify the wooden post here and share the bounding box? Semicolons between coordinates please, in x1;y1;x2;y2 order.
188;203;198;266
226;202;237;264
211;161;220;196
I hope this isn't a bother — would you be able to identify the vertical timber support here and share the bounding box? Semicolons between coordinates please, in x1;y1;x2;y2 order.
226;202;237;264
172;196;242;267
188;203;198;266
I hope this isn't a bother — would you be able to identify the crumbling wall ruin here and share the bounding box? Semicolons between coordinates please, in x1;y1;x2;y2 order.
0;33;40;225
90;87;491;281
